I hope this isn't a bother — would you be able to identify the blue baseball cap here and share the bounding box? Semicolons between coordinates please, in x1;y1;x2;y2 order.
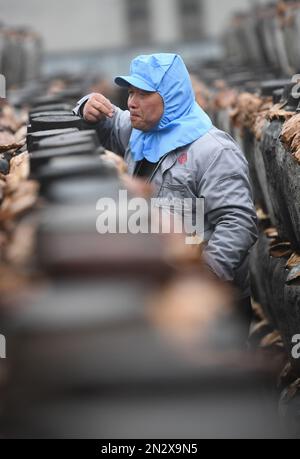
114;53;177;92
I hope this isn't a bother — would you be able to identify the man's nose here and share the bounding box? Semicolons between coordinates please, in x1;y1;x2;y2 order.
128;94;138;110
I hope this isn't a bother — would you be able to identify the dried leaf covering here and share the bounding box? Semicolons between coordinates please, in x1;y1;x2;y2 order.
267;104;295;122
276;0;299;29
0;265;34;294
248;319;275;349
264;227;279;239
253;100;274;141
286;253;300;269
279;378;300;407
0;149;38;270
277;362;297;391
260;330;284;349
0;181;38;222
5;219;37;267
230;93;263;130
0;103;27;153
286;264;300;285
269;241;293;258
218;84;300;144
280;114;300;164
213;86;238;111
251;301;267;322
0;152;38;222
4;152;31;194
230;93;273;140
285;253;300;285
256;207;269;221
190;75;212;112
0;131;23;153
0;104;28;134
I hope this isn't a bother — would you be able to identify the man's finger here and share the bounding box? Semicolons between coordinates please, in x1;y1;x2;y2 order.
85;115;99;123
86;107;103;119
84;105;101;119
90;99;114;117
90;94;114;115
92;93;112;106
84;110;100;123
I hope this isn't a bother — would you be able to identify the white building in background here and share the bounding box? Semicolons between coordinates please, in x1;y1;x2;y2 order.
0;0;265;52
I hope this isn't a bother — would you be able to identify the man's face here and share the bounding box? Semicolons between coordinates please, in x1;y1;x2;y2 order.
127;86;164;132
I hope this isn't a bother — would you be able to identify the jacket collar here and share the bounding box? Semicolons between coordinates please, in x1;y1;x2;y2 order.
126;147;181;181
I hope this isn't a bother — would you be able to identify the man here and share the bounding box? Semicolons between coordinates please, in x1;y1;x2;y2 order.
74;53;258;323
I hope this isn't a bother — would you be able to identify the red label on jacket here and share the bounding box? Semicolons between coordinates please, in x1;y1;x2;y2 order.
178;152;188;165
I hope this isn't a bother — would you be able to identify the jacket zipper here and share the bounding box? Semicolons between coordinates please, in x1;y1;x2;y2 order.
146;151;176;184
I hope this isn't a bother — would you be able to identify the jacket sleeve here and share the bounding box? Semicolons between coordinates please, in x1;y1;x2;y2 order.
73;94;132;157
198;146;258;282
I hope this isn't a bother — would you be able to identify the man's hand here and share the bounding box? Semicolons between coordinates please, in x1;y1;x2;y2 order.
83;93;115;123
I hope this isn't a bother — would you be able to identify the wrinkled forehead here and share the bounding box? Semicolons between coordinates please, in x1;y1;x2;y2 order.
127;85;157;95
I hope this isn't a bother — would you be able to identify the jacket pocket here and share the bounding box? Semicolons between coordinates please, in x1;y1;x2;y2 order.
158;182;197;199
158;183;186;200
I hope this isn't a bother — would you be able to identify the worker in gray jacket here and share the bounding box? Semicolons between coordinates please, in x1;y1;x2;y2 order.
74;53;258;326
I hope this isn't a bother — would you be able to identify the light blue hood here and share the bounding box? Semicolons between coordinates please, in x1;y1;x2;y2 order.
115;53;213;163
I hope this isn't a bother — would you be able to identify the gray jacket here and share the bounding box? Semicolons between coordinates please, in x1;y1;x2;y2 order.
74;96;258;298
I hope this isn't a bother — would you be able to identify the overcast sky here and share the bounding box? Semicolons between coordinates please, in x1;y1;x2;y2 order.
0;0;263;52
